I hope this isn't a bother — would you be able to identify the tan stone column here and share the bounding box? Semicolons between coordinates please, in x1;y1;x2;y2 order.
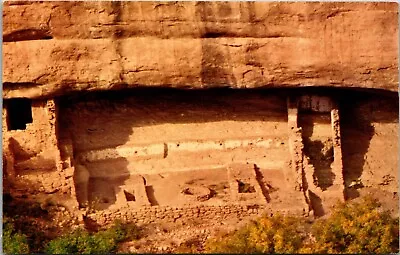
330;103;345;199
46;99;63;171
287;96;304;192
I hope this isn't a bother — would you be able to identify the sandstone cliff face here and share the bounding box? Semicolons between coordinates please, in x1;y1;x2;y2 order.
3;1;398;99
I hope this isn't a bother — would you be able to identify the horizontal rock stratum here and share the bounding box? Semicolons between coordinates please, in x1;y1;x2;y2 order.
3;1;398;99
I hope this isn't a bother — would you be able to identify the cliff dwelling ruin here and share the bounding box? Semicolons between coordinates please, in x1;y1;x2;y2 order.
3;87;398;223
2;1;398;228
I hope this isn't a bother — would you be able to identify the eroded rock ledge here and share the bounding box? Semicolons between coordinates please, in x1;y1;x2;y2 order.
3;2;398;99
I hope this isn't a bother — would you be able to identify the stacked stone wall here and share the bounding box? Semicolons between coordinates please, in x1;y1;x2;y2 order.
88;203;293;226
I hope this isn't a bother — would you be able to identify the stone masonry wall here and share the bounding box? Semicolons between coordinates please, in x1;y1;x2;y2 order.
87;203;302;227
2;99;76;199
2;99;60;173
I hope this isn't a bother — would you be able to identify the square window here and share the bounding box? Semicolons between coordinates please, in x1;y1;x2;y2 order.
6;98;33;131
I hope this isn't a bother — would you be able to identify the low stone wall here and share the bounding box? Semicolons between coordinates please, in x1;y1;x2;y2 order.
88;203;278;226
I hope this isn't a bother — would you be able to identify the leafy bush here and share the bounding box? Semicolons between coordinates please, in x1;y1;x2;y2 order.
3;219;30;254
205;214;305;254
45;221;140;254
204;197;399;254
303;197;399;254
3;194;52;253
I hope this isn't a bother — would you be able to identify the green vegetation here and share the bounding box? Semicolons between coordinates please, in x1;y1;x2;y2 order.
3;219;30;255
303;197;399;254
45;221;141;254
3;193;53;253
205;197;399;254
3;216;141;255
205;214;305;254
3;196;398;254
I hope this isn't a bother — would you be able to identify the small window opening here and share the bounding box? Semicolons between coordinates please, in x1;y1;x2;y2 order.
6;98;33;131
237;180;256;193
124;190;136;201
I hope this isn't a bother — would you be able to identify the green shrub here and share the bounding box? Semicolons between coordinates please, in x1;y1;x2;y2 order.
204;197;399;254
45;221;140;254
205;214;305;254
3;219;30;255
304;197;399;254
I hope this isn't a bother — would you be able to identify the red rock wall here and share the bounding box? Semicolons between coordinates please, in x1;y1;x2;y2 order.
3;2;398;99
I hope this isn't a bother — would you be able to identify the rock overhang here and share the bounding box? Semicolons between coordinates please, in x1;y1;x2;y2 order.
2;1;398;99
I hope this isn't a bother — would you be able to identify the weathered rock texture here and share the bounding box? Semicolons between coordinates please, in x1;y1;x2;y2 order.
2;2;399;228
3;1;398;99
